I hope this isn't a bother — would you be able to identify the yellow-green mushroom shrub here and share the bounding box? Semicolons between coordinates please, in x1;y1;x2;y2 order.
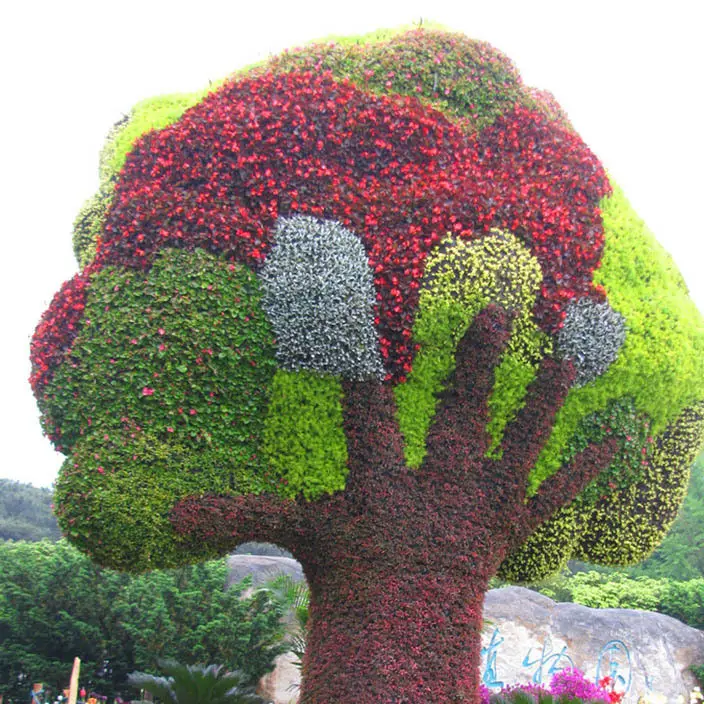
395;230;550;467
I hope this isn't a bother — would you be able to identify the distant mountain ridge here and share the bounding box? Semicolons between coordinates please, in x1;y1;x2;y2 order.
0;478;60;541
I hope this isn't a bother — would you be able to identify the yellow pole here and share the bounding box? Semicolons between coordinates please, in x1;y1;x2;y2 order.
68;658;81;704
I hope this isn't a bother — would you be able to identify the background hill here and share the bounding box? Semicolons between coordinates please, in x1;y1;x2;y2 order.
0;479;60;541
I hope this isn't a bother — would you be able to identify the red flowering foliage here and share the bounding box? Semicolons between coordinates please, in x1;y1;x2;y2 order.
462;105;612;329
172;307;617;702
31;69;609;394
29;263;97;393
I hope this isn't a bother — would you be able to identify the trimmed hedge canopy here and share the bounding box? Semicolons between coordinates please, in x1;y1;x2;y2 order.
33;25;704;582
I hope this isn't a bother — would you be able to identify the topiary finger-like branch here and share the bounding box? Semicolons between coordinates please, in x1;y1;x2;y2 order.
424;305;513;478
516;438;618;543
499;355;576;487
170;493;310;555
340;380;407;500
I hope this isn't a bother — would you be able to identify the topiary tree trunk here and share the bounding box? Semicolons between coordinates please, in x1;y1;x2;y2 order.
172;309;615;702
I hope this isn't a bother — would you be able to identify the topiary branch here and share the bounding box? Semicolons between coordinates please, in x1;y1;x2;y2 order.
423;305;513;480
499;355;576;492
169;493;311;555
339;380;407;501
516;438;618;544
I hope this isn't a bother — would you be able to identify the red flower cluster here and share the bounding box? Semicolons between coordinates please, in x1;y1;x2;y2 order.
31;69;610;394
30;265;96;394
463;105;611;328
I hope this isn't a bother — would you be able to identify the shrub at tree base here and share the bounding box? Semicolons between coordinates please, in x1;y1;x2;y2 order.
30;24;704;703
481;667;620;704
534;569;704;630
127;660;264;704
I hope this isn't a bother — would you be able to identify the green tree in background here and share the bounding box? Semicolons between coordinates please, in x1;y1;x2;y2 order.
0;540;125;699
0;541;287;702
0;480;60;542
114;561;288;681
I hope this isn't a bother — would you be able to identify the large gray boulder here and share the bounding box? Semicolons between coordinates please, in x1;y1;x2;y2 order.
226;554;304;589
483;586;704;702
228;558;704;703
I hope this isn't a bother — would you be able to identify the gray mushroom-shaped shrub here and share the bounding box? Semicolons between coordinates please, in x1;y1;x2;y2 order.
557;297;627;386
260;215;385;380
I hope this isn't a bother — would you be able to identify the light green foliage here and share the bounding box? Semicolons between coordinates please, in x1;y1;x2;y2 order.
108;92;211;177
72;186;111;268
532;183;704;490
395;231;548;467
629;455;704;580
497;507;578;583
73;114;133;268
574;402;704;566
261;370;348;499
74;93;214;268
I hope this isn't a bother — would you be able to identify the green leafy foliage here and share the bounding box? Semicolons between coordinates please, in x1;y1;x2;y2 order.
534;570;704;630
0;541;287;701
0;480;60;542
533;183;704;488
264;25;525;132
691;665;704;689
42;248;276;455
42;248;279;570
115;565;287;683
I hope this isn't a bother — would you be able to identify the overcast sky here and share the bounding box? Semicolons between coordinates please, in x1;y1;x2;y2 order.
1;0;702;488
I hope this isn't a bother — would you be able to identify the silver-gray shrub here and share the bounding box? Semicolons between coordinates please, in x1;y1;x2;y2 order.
260;216;385;380
557;297;627;386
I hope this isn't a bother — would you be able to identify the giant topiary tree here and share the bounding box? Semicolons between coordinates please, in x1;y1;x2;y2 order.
31;26;704;703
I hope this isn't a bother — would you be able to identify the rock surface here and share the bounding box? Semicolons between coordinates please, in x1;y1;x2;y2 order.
483;586;704;702
228;557;704;703
226;554;305;589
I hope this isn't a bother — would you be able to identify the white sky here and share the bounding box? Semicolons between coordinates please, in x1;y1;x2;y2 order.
1;0;702;488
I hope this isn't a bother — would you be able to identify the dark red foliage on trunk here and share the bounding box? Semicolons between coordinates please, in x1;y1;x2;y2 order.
171;306;616;703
